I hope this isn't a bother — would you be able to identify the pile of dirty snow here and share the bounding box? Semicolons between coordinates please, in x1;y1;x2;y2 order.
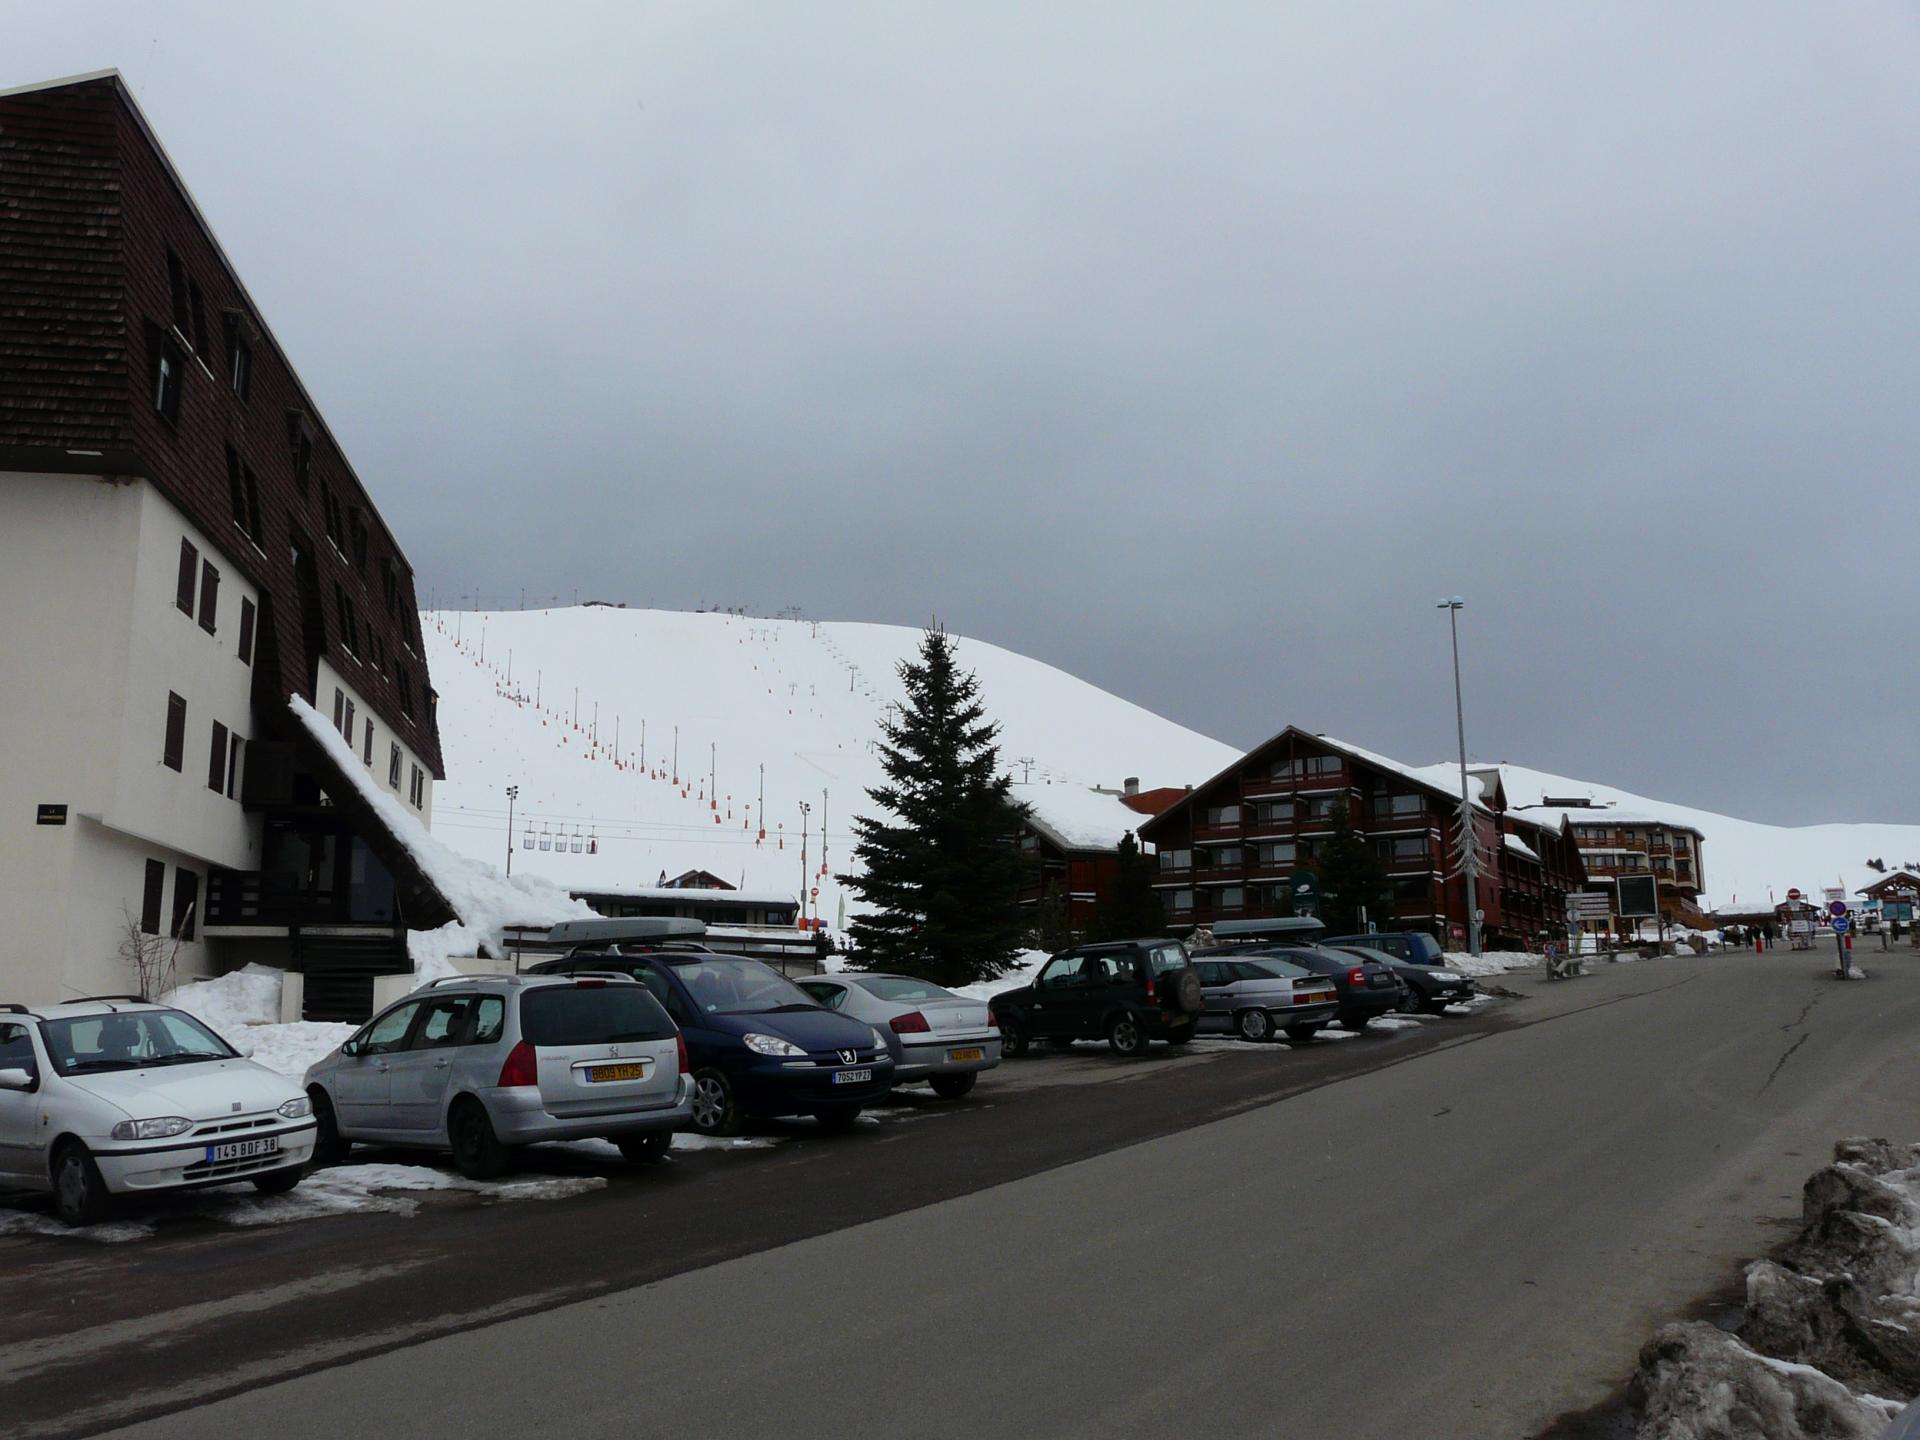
1630;1137;1920;1438
1441;949;1540;978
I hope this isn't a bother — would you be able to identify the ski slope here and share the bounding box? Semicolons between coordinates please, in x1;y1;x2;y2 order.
421;608;1240;922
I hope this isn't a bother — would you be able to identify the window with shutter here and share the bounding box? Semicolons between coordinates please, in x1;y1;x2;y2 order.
140;860;165;936
342;697;355;743
237;597;256;665
198;560;219;634
208;720;228;792
363;717;374;766
227;733;243;799
388;743;401;788
175;538;197;614
163;693;186;771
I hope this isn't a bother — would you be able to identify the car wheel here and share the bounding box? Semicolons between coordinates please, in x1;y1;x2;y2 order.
1284;1024;1324;1043
1397;988;1421;1015
1235;1008;1273;1043
813;1105;863;1132
52;1142;111;1227
309;1088;351;1167
929;1072;976;1100
1107;1014;1148;1058
615;1132;671;1164
448;1098;511;1179
998;1019;1030;1058
251;1166;302;1195
689;1069;741;1136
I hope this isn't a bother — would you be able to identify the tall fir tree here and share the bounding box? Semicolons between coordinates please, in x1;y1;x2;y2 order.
1088;831;1167;942
838;627;1031;986
1314;805;1392;934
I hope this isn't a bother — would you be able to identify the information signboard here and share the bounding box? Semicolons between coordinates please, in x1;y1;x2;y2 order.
1616;873;1660;919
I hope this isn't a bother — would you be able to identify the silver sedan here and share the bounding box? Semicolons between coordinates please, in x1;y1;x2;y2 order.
796;973;1001;1099
1191;955;1340;1042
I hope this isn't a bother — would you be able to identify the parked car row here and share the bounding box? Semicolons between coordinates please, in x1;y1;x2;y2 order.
0;925;1474;1225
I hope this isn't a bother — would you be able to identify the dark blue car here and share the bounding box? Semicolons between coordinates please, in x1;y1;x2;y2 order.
529;951;893;1134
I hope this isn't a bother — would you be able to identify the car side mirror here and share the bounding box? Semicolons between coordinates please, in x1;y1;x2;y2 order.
233;1038;257;1059
339;1039;361;1058
0;1067;33;1090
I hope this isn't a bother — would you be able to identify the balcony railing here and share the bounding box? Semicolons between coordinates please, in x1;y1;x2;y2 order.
206;869;352;928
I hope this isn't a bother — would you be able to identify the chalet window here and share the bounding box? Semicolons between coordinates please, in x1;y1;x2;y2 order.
1373;792;1424;818
1218;887;1245;911
227;448;248;529
363;717;374;766
170;868;199;942
335;584;358;654
1254;842;1294;867
1170;889;1195;912
1157;848;1192;871
175;538;197;614
208;720;228;792
227;733;243;799
395;663;414;718
140;859;165;936
1251;800;1294;825
198;560;219;634
166;250;190;330
163;692;186;771
322;485;343;546
381;559;400;616
244;467;262;542
332;687;345;732
408;764;425;808
229;333;252;400
388;742;401;788
1302;796;1339;821
187;280;207;354
237;597;256;665
1197;846;1242;868
1201;804;1240;827
341;697;355;744
349;510;368;575
1390;837;1427;863
287;410;315;494
1285;755;1341;779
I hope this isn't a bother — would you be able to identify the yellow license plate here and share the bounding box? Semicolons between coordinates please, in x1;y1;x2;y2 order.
948;1047;985;1063
589;1062;648;1083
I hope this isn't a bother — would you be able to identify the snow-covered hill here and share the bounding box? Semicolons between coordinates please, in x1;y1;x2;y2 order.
1484;762;1920;913
421;608;1240;923
419;605;1918;924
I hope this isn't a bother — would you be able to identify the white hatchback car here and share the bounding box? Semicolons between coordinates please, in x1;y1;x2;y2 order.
0;998;316;1226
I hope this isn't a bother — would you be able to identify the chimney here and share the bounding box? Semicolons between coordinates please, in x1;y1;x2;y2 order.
1123;776;1140;796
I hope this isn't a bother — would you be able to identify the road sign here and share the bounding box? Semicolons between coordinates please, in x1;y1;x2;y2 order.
1831;915;1851;935
1567;892;1612;920
1824;886;1846;904
1288;869;1320;918
1787;888;1802;902
1828;900;1848;919
810;887;819;900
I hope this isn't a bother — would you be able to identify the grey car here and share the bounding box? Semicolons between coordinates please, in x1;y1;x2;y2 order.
304;974;694;1178
1191;956;1341;1042
795;973;1001;1099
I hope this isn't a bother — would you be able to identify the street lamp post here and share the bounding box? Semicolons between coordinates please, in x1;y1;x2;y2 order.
1438;597;1480;957
798;801;812;926
505;785;520;877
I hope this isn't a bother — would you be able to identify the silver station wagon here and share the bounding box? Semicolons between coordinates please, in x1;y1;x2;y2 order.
304;974;693;1177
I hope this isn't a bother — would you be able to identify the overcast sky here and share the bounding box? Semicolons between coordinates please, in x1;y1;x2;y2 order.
11;3;1918;826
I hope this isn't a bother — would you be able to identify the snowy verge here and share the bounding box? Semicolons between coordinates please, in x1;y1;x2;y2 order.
1440;949;1540;978
1629;1137;1920;1438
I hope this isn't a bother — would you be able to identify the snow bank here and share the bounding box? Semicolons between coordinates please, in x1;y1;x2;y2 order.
162;964;284;1033
246;1021;355;1079
1441;949;1540;978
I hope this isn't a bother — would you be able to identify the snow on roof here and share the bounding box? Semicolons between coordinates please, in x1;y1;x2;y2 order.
289;697;591;938
1309;735;1493;812
568;883;797;908
1503;833;1540;861
1015;782;1152;852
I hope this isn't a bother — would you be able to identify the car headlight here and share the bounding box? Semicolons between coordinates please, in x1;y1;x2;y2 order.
110;1117;192;1140
742;1032;806;1058
277;1096;313;1120
870;1026;888;1050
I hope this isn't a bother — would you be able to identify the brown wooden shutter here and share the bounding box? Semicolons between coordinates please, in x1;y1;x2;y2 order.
237;597;256;664
208;719;228;792
163;692;187;771
176;539;197;614
199;560;219;634
140;860;165;936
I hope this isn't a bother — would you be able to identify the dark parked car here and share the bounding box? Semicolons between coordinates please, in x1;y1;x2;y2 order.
1191;955;1339;1042
527;951;893;1134
1328;945;1477;1014
992;939;1204;1058
1197;945;1403;1031
1321;931;1446;966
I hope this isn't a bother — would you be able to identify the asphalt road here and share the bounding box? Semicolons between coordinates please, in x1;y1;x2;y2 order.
10;950;1919;1439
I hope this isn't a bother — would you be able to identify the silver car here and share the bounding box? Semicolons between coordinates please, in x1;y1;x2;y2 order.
304;974;694;1178
795;973;1000;1099
1191;956;1340;1042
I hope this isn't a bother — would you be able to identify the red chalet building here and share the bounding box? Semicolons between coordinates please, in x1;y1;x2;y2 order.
1137;729;1587;949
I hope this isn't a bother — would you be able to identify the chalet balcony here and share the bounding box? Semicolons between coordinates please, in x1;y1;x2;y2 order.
205;867;400;929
